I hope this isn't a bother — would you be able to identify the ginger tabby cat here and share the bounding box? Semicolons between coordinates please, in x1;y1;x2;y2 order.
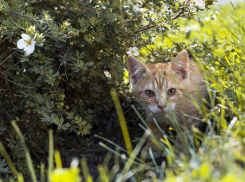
127;50;208;158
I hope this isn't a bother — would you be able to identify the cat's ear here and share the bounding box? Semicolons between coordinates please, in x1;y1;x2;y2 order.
171;50;189;79
127;56;149;84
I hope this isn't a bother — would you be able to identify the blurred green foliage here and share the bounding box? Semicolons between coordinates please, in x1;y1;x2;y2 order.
133;2;245;182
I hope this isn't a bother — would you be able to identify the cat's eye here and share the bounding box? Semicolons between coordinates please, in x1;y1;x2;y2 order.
145;90;155;97
168;88;176;96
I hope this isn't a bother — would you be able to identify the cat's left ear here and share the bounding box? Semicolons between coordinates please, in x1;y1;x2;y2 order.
171;50;189;79
127;56;149;85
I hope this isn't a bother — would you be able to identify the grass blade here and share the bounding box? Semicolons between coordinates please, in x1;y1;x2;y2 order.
110;88;133;155
11;121;37;182
54;150;62;169
81;158;93;182
0;142;18;176
17;173;24;182
48;130;54;182
41;163;45;182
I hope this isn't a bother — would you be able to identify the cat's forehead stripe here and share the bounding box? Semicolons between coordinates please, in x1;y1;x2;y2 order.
153;79;158;89
151;66;169;89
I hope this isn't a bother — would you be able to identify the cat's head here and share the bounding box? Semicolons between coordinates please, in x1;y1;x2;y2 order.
127;50;194;115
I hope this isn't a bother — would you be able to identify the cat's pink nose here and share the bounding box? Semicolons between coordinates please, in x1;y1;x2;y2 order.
158;105;164;111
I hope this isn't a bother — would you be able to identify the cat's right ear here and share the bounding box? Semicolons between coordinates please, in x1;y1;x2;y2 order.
127;56;148;85
171;50;190;79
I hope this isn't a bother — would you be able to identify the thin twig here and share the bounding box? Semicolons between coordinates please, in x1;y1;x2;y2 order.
43;71;51;79
142;43;152;52
134;0;191;34
0;50;9;60
3;109;13;119
3;59;21;73
0;50;18;66
0;75;34;89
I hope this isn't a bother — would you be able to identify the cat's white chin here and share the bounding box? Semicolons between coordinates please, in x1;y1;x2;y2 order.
148;107;165;113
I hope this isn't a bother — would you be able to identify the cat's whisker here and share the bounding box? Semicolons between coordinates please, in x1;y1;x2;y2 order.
173;106;185;116
184;90;207;95
146;115;152;123
127;111;139;120
173;110;183;122
139;108;150;117
138;107;149;112
145;111;153;123
139;107;150;111
174;105;185;111
174;108;185;115
127;107;150;120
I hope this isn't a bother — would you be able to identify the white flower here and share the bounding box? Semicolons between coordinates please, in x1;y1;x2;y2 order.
164;5;172;14
195;0;205;10
215;11;220;15
104;71;111;78
139;8;146;13
17;34;37;55
151;37;156;43
121;153;126;160
212;14;217;20
148;10;154;15
228;117;237;129
209;66;215;72
184;25;200;32
133;5;140;12
203;16;211;21
70;158;79;168
126;47;139;56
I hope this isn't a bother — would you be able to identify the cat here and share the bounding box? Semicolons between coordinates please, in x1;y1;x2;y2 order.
127;50;208;158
